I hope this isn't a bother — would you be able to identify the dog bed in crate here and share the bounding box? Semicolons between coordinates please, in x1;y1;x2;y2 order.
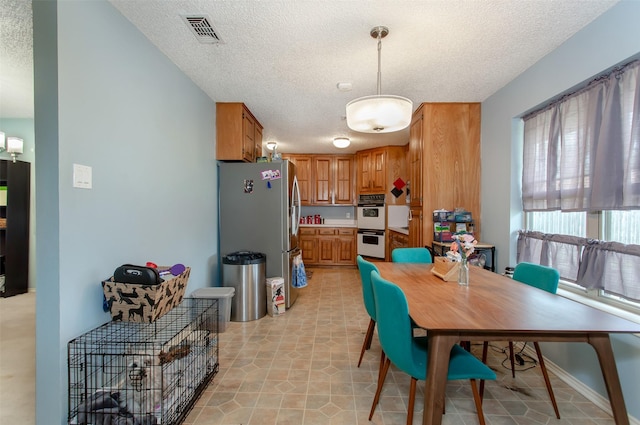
68;297;219;425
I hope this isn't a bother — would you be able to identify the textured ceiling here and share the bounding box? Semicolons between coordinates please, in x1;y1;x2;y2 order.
1;0;619;154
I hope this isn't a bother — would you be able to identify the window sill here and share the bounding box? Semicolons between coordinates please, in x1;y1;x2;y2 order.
558;285;640;334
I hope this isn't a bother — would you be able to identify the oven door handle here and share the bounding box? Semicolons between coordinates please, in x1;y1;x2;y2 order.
358;203;383;207
357;229;385;236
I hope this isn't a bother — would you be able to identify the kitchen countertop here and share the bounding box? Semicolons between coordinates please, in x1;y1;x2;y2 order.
300;219;357;228
388;227;409;235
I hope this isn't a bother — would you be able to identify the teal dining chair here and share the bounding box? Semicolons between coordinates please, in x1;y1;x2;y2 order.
481;262;561;419
391;247;432;263
369;270;496;425
356;255;380;367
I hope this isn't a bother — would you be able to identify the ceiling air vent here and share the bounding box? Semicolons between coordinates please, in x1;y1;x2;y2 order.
181;15;223;44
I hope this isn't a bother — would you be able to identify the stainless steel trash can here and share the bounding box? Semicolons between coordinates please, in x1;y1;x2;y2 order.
222;251;266;321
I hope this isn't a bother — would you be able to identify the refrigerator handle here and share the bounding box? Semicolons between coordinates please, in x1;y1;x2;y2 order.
291;175;301;237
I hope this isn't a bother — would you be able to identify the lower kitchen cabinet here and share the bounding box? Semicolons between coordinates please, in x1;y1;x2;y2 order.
299;227;356;266
388;230;409;258
300;228;318;264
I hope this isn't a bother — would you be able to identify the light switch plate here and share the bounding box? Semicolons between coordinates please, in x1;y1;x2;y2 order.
73;164;92;189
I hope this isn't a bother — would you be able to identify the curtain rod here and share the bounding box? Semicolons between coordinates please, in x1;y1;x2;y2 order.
522;59;639;121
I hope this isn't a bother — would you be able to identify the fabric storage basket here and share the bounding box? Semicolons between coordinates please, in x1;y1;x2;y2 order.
102;267;190;322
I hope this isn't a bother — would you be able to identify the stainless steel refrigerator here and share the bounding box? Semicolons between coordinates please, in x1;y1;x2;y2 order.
218;160;301;308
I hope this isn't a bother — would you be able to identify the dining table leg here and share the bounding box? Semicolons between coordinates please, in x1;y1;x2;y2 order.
588;333;630;425
423;334;459;425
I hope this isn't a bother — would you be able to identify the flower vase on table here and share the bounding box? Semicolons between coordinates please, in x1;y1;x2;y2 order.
445;233;476;286
458;258;469;286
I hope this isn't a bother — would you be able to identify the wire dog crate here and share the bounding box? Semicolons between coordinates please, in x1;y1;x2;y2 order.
68;297;219;425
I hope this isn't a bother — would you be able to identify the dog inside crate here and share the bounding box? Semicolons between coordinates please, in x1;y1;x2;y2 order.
68;299;217;425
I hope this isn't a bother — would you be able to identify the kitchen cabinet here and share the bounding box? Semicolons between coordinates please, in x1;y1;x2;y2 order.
300;227;318;264
298;227;356;266
283;155;312;204
357;148;385;194
408;115;423;207
408;103;481;247
216;102;263;162
356;146;407;203
0;160;30;297
408;207;423;248
388;230;409;257
282;154;355;206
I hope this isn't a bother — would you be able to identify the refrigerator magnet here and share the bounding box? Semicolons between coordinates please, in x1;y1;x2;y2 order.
260;169;282;180
244;179;254;193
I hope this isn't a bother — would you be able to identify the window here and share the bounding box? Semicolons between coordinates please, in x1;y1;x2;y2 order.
605;210;640;245
521;59;640;313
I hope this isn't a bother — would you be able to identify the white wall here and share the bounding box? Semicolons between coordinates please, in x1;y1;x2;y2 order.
33;1;218;423
481;0;640;419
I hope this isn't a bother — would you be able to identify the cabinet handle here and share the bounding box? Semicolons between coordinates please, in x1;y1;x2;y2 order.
408;210;413;221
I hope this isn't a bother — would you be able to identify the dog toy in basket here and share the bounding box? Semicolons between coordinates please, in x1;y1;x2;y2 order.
146;262;186;276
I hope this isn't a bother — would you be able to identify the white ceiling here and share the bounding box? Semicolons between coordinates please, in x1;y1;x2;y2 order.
1;0;619;154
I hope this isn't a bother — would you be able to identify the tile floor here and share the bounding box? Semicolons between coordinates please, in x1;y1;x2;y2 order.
0;268;617;425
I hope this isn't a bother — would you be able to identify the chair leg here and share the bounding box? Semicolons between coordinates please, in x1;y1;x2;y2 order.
358;318;375;367
469;379;487;425
534;342;561;419
479;341;489;398
508;341;516;378
369;357;391;420
407;377;417;425
379;351;386;384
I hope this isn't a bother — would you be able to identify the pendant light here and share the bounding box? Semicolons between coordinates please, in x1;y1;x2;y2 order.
346;26;413;133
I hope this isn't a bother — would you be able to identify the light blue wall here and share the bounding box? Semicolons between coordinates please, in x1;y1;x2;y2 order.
0;118;36;291
481;0;640;419
33;1;218;423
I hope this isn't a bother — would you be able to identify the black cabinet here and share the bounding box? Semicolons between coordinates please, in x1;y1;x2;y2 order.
0;159;30;297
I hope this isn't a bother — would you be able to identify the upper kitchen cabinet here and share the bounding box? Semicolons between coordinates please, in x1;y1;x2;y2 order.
216;102;263;162
356;146;407;204
356;148;385;194
408;115;423;208
282;154;355;206
408;102;481;247
283;155;312;204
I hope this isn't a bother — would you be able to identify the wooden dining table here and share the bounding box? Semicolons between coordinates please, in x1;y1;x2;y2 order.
375;262;640;425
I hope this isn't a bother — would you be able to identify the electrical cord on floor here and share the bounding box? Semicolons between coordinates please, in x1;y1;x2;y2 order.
485;341;538;373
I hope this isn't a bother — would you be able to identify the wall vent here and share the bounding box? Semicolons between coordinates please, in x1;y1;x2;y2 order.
181;15;223;44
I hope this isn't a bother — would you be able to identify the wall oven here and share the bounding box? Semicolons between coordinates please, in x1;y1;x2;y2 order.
357;194;385;258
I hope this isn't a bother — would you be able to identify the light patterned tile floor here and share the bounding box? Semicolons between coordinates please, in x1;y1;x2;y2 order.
184;268;616;425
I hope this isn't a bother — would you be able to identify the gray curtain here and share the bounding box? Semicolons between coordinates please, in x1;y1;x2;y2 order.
522;60;640;212
517;230;640;303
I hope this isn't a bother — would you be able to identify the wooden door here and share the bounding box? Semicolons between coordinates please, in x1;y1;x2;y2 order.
254;125;263;160
334;155;354;204
357;151;372;193
336;229;356;265
408;207;423;248
317;231;335;264
242;109;255;162
300;231;318;265
286;155;312;205
313;156;332;204
371;148;386;193
409;112;423;207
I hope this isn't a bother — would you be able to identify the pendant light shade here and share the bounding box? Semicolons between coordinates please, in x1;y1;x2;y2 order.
346;26;412;133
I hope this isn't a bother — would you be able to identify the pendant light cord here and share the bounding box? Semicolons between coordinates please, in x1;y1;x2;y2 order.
376;31;382;96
